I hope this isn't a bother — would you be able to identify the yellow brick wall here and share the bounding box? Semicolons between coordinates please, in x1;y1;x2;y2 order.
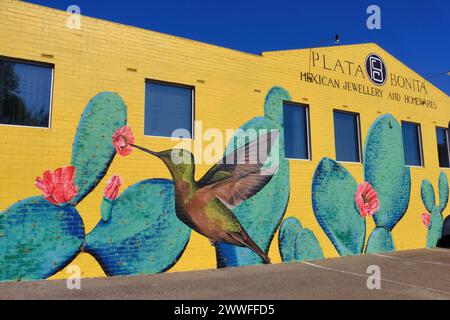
0;0;449;280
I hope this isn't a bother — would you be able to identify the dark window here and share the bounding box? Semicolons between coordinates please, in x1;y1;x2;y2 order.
436;127;450;168
144;81;193;138
402;122;423;166
283;102;310;159
0;58;53;128
333;110;361;162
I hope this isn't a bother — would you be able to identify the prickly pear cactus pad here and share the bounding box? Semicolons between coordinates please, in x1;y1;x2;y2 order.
71;92;127;205
84;179;191;276
278;217;303;262
421;180;436;213
427;207;443;248
365;226;394;253
278;217;323;263
421;172;448;248
312;158;366;256
294;229;324;262
438;172;449;212
215;87;291;268
0;197;85;281
364;114;411;231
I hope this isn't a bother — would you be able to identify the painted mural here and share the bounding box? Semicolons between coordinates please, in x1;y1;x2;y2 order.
421;172;448;248
126;133;276;265
0;87;448;281
311;114;411;256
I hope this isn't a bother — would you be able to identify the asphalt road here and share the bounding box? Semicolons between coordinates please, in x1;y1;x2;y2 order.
1;248;449;300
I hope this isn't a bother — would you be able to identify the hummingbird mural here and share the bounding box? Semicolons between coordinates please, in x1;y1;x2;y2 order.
112;126;279;264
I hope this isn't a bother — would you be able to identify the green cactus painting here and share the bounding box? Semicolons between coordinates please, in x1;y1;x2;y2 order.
365;226;394;253
312;158;366;256
84;179;191;276
0;197;84;281
278;217;324;263
364;114;411;232
312;114;411;256
421;171;448;247
71;92;127;205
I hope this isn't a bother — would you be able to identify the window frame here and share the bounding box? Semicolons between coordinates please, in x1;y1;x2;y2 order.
436;126;450;169
143;79;195;140
332;109;363;164
282;100;312;161
143;78;196;140
0;56;54;129
401;120;424;167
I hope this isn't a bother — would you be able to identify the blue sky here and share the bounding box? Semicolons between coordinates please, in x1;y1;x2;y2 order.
25;0;449;95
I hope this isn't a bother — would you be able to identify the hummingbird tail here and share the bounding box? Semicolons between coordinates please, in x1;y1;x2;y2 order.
228;231;271;264
256;251;271;264
252;246;271;264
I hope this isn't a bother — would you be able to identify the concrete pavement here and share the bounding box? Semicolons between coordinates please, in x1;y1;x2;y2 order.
0;248;449;300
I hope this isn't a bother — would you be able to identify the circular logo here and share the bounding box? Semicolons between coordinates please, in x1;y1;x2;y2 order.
365;53;387;85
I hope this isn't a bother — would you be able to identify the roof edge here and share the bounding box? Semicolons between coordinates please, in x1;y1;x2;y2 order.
262;42;378;55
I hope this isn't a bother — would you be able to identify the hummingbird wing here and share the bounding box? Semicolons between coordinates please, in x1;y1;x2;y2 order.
198;131;279;186
197;131;279;209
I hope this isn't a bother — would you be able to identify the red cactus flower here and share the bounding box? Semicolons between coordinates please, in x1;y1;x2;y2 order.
421;213;431;228
355;182;380;217
104;175;123;200
35;166;78;205
112;125;134;156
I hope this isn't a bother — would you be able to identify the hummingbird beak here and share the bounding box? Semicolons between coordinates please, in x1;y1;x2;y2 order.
130;144;160;157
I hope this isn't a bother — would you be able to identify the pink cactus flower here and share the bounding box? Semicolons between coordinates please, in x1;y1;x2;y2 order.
112;125;134;156
355;182;380;217
421;213;431;228
104;175;123;200
35;166;78;205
